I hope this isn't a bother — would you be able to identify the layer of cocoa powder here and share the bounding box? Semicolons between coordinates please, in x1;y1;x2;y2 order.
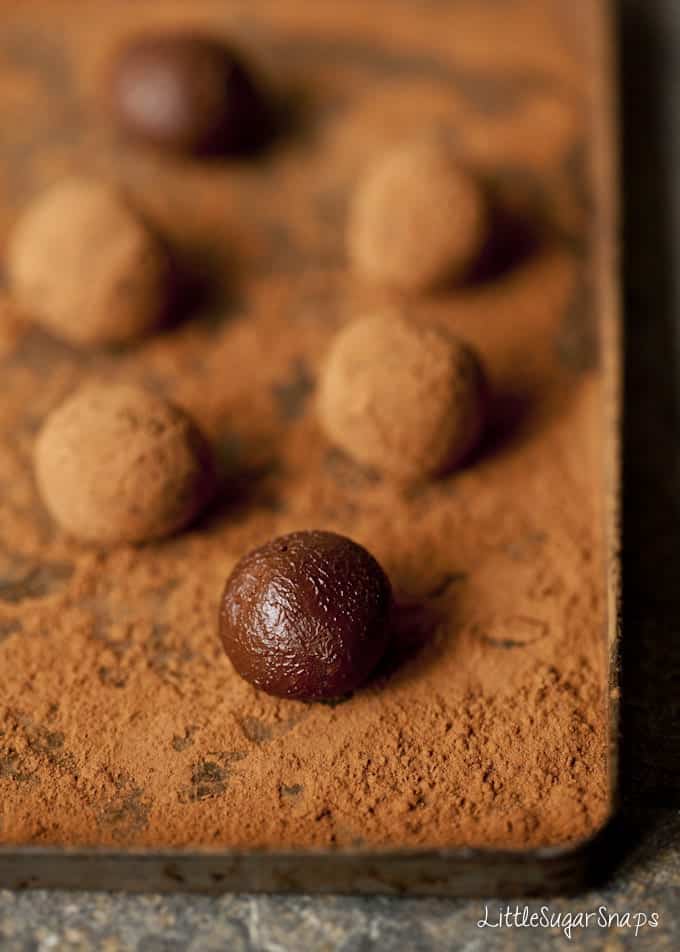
0;0;609;850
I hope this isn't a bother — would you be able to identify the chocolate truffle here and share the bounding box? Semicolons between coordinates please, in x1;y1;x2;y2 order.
318;313;487;481
34;384;216;544
219;530;392;701
348;139;486;292
108;33;268;155
7;178;172;347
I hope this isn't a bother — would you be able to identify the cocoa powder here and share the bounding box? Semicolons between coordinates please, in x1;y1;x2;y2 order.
0;0;608;851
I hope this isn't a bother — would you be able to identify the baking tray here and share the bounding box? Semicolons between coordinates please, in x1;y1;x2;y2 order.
0;0;620;895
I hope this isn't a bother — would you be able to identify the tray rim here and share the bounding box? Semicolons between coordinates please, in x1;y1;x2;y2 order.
0;820;623;896
0;0;621;897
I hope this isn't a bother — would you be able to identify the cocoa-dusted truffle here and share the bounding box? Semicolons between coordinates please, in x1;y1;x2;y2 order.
108;33;268;155
318;313;487;481
348;139;486;292
34;384;216;544
219;530;392;701
7;178;172;347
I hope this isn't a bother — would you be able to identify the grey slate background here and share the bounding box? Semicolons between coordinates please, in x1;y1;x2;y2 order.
1;0;679;947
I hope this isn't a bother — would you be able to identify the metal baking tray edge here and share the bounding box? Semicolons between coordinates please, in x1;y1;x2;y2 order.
0;0;621;897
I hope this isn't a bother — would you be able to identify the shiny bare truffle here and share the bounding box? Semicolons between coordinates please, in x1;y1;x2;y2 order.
348;139;486;292
34;384;216;545
318;313;487;482
7;178;172;347
219;531;392;701
108;33;268;155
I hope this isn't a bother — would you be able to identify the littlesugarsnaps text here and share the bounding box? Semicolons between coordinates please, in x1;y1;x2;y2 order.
477;904;660;940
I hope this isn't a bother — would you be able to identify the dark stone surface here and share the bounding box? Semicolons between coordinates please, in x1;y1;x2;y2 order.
1;0;679;947
0;815;678;951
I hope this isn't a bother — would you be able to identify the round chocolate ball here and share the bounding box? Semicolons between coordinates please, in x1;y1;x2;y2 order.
318;312;487;482
108;33;268;155
7;178;173;348
348;139;487;292
34;384;216;544
219;531;392;701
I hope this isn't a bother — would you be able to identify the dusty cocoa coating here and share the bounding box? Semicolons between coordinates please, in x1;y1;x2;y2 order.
318;313;487;481
108;33;268;155
348;139;487;292
34;384;216;544
219;531;392;701
7;178;173;347
0;0;609;857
